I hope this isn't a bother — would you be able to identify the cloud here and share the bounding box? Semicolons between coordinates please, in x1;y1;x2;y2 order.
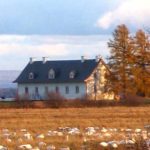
0;35;70;58
96;0;150;29
0;43;68;57
0;35;110;70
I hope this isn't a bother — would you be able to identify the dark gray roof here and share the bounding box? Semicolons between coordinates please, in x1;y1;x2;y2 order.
14;59;100;83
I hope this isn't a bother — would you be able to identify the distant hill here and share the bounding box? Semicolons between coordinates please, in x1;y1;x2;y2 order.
0;70;20;88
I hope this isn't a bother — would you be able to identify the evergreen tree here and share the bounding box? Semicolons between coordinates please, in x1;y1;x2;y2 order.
106;24;134;97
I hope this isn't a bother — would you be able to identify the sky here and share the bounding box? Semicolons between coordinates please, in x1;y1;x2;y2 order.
0;0;150;70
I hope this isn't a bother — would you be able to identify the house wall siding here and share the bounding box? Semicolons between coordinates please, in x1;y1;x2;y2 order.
18;83;86;100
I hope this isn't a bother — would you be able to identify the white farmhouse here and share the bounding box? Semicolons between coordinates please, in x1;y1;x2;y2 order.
14;56;113;100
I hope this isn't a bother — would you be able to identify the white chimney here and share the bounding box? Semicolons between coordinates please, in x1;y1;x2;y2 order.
81;56;85;63
95;55;101;62
42;57;48;64
29;57;34;64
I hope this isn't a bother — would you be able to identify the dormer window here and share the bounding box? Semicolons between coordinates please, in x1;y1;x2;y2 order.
48;69;55;79
29;72;34;79
69;71;75;79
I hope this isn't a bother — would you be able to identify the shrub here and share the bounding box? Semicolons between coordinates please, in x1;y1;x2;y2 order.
11;92;149;109
120;94;144;106
45;92;65;108
14;94;33;108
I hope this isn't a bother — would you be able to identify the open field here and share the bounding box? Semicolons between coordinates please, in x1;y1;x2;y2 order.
0;107;150;149
0;107;150;130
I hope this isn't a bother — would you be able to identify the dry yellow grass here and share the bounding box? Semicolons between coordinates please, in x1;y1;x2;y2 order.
0;107;149;149
0;106;149;131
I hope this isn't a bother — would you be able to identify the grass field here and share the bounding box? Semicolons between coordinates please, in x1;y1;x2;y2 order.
0;107;150;149
0;107;150;130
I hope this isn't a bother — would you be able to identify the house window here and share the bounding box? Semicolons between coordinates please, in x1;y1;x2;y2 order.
65;86;69;94
35;87;39;94
25;87;29;95
29;72;34;79
69;71;75;79
48;69;55;79
94;71;99;80
76;86;79;94
56;86;59;93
